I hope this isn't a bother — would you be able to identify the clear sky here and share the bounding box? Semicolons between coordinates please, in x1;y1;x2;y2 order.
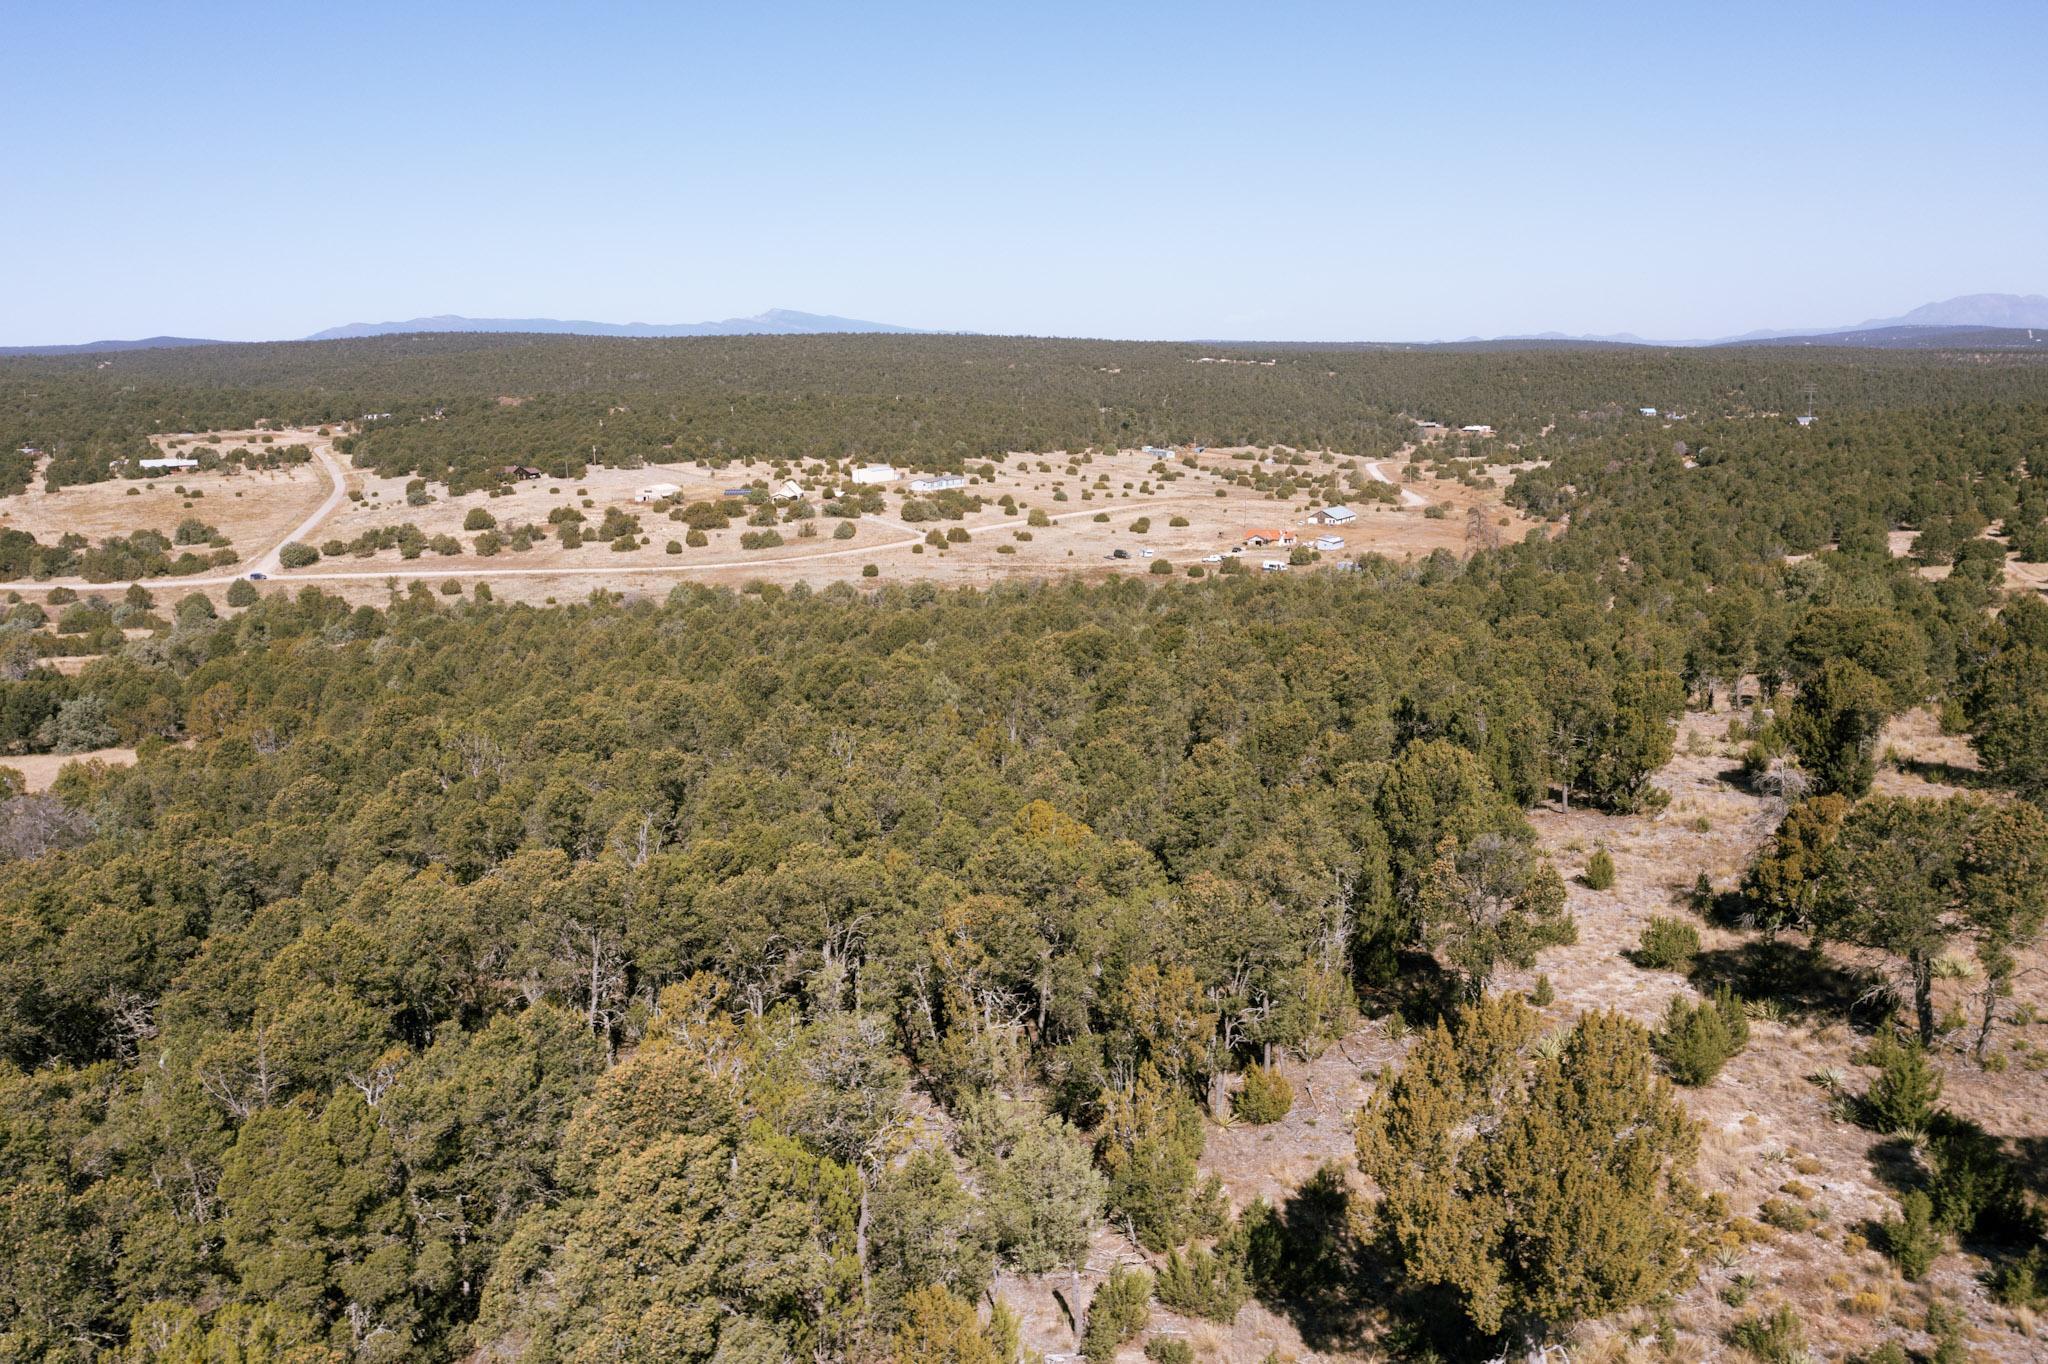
4;0;2044;345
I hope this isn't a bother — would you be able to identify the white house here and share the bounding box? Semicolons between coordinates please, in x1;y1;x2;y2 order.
634;482;681;503
139;457;200;472
1796;415;1817;427
1461;424;1493;435
1308;504;1356;526
908;474;967;493
771;478;805;501
851;463;898;486
1639;407;1659;417
1313;534;1346;552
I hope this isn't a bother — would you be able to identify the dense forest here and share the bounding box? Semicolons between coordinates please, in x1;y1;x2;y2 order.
5;332;2046;491
2;336;2047;1363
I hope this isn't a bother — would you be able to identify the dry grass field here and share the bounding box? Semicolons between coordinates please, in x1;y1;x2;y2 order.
0;428;332;564
1;430;1532;607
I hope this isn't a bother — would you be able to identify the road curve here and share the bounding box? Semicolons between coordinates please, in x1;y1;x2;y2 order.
249;445;350;575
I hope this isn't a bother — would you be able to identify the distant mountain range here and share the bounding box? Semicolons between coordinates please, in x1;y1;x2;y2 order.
304;308;919;342
4;295;2045;356
1486;293;2048;347
0;334;225;357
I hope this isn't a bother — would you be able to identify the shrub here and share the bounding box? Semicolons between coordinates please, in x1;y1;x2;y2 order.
1130;517;1151;533
1922;1116;2031;1238
225;578;259;608
833;521;856;539
1726;1304;1806;1363
686;529;708;547
1879;1190;1940;1281
1653;986;1749;1086
665;540;682;554
1529;974;1555;1007
861;564;879;578
1144;1339;1194;1364
1148;559;1173;575
1153;1243;1247;1323
946;527;970;544
278;541;319;568
740;530;784;550
1634;916;1700;972
1231;1065;1293;1125
1990;1245;2047;1309
1169;515;1189;527
1081;1266;1151;1363
474;530;503;556
1027;508;1050;527
1861;1032;1941;1134
463;507;497;530
1584;847;1616;889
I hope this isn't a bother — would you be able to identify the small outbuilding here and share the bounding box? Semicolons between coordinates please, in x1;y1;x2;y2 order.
1313;534;1346;552
851;463;898;486
1243;528;1297;548
771;478;805;501
634;482;681;503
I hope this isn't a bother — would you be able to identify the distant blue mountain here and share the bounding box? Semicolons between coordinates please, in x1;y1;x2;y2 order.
304;308;919;341
0;335;222;357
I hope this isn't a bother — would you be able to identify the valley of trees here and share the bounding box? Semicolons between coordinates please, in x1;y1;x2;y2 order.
2;335;2046;1362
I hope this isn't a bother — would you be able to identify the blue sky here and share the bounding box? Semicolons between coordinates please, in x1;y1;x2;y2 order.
4;0;2044;344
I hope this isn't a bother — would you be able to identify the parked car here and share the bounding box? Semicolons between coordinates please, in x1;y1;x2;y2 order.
1109;549;1131;560
1139;548;1154;558
1200;554;1223;563
247;572;267;580
1261;560;1288;572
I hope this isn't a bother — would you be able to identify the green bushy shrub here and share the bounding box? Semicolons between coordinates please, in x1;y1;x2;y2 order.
1231;1065;1293;1124
1653;986;1748;1086
1584;847;1616;889
1634;916;1700;972
1082;1266;1151;1363
1861;1032;1941;1134
1880;1190;1940;1281
1153;1244;1248;1322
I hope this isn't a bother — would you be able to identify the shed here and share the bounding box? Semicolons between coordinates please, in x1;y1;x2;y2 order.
771;478;805;501
634;482;681;503
851;464;898;486
1313;534;1346;552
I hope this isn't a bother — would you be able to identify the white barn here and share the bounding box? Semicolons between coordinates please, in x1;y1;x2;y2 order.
1308;505;1356;526
850;463;898;486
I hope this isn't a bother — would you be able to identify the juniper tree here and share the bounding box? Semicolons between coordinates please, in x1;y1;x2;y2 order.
1356;996;1707;1343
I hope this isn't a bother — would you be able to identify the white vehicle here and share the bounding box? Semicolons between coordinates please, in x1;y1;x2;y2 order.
1200;554;1223;563
1261;559;1288;571
1139;548;1154;558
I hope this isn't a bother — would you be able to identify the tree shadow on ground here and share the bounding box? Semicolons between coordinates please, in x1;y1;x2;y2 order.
1891;756;1994;790
1247;1164;1514;1363
1688;939;1886;1028
1360;951;1462;1031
